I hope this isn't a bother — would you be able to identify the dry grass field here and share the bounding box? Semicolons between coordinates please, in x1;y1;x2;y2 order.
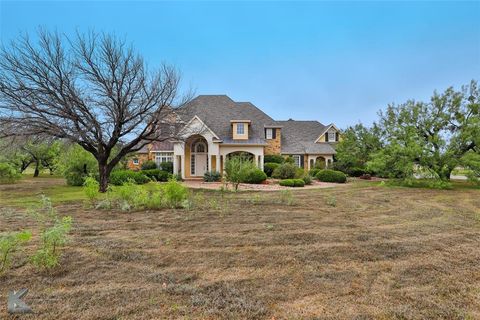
0;177;479;319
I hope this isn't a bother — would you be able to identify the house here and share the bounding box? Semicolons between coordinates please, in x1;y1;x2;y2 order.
128;95;340;179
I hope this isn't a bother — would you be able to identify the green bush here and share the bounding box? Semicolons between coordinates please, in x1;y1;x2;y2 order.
347;167;366;177
159;162;173;173
264;155;284;164
263;162;280;177
285;156;295;164
309;168;321;178
58;144;98;186
302;175;313;185
141;169;170;182
83;176;99;204
224;155;257;191
203;171;222;182
110;170;150;185
0;231;32;274
141;160;157;170
242;168;267;184
316;170;347;183
294;168;305;179
279;178;304;187
162;179;188;208
272;163;297;179
0;162;21;184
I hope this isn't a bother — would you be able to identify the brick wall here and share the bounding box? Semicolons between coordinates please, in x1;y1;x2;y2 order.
264;128;281;155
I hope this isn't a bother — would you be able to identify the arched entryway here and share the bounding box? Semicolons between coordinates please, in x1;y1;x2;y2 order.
190;136;208;176
226;151;254;161
315;156;326;169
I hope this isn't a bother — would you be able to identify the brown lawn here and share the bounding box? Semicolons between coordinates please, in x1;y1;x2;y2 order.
0;177;479;319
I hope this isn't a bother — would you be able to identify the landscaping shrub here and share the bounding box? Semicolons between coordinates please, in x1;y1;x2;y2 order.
285;156;295;164
263;162;280;177
141;169;170;182
279;179;304;187
224;155;257;191
242;168;267;184
204;171;222;182
302;175;313;185
264;154;284;164
294;168;305;179
316;169;347;183
162;179;188;208
159;161;173;173
58;144;98;186
171;173;183;182
110;170;150;185
347;167;366;177
309;168;321;178
272;163;297;179
0;231;32;274
0;162;21;184
141;160;157;170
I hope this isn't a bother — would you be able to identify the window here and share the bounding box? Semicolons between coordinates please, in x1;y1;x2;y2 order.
191;154;195;175
155;152;173;167
236;123;245;135
133;158;139;165
195;142;206;153
266;128;273;139
292;155;301;168
328;130;336;142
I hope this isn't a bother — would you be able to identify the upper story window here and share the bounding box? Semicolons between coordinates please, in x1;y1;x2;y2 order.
237;123;245;135
133;158;139;165
266;128;273;139
328;131;336;142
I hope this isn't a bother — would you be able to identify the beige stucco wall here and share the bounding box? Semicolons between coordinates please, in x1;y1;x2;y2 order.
232;122;249;140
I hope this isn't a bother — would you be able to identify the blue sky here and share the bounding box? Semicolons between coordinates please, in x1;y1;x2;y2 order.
1;1;479;128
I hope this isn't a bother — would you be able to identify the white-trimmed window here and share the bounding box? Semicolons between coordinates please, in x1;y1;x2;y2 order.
292;155;301;168
237;123;245;135
133;158;139;165
328;130;336;142
266;128;273;139
154;152;173;166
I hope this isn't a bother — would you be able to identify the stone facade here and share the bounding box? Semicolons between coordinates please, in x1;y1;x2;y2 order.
264;128;281;155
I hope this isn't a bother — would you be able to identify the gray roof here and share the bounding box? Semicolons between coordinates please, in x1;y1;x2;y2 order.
175;95;275;144
275;120;336;155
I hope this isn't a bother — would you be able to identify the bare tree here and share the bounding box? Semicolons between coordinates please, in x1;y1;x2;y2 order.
0;30;187;191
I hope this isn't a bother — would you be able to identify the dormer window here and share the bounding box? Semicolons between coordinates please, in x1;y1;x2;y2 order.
328;131;336;142
237;123;245;135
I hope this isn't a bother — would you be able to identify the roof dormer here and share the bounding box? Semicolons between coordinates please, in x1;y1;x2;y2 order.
231;120;251;140
315;124;340;143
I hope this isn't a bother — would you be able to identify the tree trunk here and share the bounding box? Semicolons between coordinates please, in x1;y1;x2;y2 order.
33;160;40;177
98;163;110;193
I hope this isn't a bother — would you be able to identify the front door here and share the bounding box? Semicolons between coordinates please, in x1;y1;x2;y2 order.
195;154;207;176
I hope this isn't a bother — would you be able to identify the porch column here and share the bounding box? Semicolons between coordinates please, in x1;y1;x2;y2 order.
173;156;179;174
215;154;222;173
180;155;185;179
259;155;264;170
325;157;329;168
208;154;212;172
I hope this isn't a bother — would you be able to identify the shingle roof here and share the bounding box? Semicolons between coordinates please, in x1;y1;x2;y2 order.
275;120;336;154
175;95;274;144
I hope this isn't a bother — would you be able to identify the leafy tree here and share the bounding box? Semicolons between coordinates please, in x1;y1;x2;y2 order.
334;123;383;172
368;80;479;180
57;144;98;186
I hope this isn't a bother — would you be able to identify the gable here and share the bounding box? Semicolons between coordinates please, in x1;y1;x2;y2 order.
315;124;340;143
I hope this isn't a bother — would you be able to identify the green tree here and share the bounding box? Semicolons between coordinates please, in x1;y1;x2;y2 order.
368;80;479;180
334;123;382;172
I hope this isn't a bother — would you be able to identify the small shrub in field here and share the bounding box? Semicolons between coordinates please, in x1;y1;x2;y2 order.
279;190;294;205
141;169;170;182
113;180;149;210
203;171;222;182
326;195;337;207
316;170;347;183
29;196;73;270
242;168;267;184
171;173;183;182
263;162;280;177
0;163;21;184
162;179;188;208
159;162;173;173
294;168;305;179
141;160;157;170
309;168;321;178
224;156;256;191
110;170;150;185
31;216;73;269
0;231;32;274
302;175;313;185
264;155;284;164
272;163;297;179
83;176;99;204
